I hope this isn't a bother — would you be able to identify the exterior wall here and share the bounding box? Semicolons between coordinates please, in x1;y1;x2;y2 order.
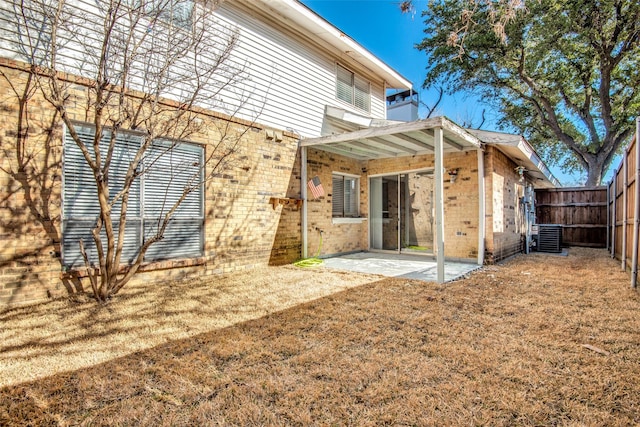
0;62;301;308
0;0;389;139
305;148;368;257
303;149;481;260
484;146;526;263
216;2;388;137
368;151;480;260
268;151;303;265
0;0;396;308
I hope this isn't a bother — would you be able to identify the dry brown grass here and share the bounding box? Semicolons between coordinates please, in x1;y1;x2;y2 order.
2;247;639;426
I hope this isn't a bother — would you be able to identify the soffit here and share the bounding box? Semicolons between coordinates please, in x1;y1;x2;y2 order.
466;129;560;189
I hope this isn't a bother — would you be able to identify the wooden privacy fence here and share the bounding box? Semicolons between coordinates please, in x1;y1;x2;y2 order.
535;187;608;248
607;117;640;289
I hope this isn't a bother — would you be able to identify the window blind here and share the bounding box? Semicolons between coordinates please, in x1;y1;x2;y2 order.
332;174;345;217
336;64;354;105
332;174;359;217
354;75;370;112
62;124;203;268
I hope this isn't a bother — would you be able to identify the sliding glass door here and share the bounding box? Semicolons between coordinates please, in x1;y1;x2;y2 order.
370;171;433;253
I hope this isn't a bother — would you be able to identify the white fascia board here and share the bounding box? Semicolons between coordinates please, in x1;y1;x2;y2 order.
255;0;412;89
515;138;562;188
467;129;560;188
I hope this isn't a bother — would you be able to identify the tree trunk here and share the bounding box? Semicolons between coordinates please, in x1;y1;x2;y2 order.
584;156;606;187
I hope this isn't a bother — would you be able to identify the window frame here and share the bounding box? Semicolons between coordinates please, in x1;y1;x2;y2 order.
139;0;194;30
61;122;205;269
332;172;360;218
335;63;371;113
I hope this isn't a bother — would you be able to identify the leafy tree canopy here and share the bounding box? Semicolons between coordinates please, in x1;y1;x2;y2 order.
416;0;640;185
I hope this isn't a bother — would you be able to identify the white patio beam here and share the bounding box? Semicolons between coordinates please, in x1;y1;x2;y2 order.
300;116;444;147
332;142;383;158
391;132;434;151
314;144;370;160
419;129;464;151
350;140;399;157
365;136;418;155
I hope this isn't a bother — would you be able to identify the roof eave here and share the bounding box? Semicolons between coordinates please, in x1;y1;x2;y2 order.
466;129;560;188
251;0;412;89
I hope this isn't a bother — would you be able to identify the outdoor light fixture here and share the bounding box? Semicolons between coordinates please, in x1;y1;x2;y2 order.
447;168;460;183
515;165;527;182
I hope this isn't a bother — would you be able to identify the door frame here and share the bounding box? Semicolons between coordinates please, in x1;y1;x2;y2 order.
368;167;434;254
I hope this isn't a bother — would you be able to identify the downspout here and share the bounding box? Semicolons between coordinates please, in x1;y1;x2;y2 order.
631;117;640;289
301;145;308;259
477;147;485;265
397;173;401;254
524;183;533;255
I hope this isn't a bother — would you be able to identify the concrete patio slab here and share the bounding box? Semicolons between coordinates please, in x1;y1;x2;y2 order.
321;252;481;283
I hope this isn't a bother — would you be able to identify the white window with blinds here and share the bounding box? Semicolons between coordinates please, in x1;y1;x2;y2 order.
332;173;359;217
336;64;370;113
62;123;204;268
141;0;194;29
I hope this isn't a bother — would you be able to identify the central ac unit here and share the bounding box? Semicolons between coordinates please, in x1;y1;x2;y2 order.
537;224;562;253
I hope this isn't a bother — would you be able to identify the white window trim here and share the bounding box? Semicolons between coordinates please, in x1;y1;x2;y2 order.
332;217;367;225
332;172;361;220
335;63;371;113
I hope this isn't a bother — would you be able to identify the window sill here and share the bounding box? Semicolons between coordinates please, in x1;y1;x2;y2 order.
334;99;371;116
61;256;210;279
332;217;367;225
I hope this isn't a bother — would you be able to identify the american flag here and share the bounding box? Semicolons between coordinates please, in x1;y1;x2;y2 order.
307;176;324;199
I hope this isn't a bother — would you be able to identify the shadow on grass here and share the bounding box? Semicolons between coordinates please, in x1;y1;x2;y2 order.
2;250;640;426
0;266;383;384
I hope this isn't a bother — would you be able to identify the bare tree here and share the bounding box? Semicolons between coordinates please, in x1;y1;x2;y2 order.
420;86;443;119
3;0;260;302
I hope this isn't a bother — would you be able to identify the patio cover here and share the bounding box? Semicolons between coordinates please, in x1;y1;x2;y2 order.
302;115;482;159
300;116;484;284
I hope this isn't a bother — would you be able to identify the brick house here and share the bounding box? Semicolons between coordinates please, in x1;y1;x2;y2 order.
298;113;559;278
0;0;557;308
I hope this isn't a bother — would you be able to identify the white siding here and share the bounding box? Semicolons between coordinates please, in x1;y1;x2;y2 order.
214;2;387;137
0;0;389;137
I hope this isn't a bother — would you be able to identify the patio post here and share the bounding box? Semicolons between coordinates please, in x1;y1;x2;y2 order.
301;145;308;259
434;127;445;283
477;147;485;265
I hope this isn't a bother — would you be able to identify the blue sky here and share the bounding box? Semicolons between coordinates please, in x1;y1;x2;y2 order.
298;0;592;186
298;0;499;128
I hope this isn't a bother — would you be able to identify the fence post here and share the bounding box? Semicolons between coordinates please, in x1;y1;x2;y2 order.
622;155;628;271
606;184;610;252
631;117;640;289
612;172;617;259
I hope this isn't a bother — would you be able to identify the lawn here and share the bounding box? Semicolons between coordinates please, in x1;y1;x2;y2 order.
1;248;639;425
